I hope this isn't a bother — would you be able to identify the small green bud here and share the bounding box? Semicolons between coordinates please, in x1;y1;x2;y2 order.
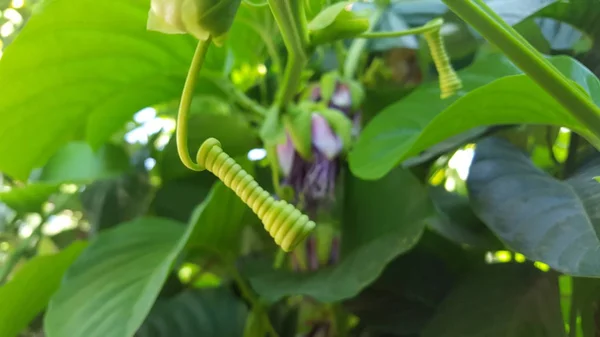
308;2;370;46
147;0;241;44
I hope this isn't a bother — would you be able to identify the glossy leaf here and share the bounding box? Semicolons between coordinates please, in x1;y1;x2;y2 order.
136;288;247;337
38;142;131;184
0;0;227;180
350;54;600;180
468;138;600;276
0;183;59;214
244;166;432;303
44;217;190;337
427;186;502;250
422;263;565;337
0;242;86;337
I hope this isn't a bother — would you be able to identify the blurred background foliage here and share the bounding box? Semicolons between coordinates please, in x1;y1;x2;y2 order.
1;0;600;337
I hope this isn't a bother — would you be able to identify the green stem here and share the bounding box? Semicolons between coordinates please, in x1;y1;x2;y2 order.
211;78;268;117
231;269;279;337
176;38;213;172
343;5;386;79
273;249;286;269
442;0;600;145
359;20;441;39
268;0;309;109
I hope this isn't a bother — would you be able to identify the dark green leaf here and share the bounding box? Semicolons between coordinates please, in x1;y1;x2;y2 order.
0;242;86;337
468;137;600;276
0;183;59;214
0;0;226;180
38;142;131;184
80;171;153;235
422;263;565;337
187;180;251;259
350;54;600;180
152;173;216;223
344;248;456;336
427;186;503;250
244;166;432;303
44;217;190;337
136;288;247;337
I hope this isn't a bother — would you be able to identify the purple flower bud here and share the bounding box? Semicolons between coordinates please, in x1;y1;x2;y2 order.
311;113;343;160
277;81;362;213
276;134;295;176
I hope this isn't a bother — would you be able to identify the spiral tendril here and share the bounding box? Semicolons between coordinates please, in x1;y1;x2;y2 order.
196;138;316;251
423;25;462;99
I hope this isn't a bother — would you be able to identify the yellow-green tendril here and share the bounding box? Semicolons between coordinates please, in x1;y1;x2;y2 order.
196;138;316;251
423;19;462;99
176;40;316;251
359;18;462;99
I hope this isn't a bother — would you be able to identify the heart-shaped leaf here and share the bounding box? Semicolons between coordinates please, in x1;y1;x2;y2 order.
350;54;600;180
244;166;432;303
468;137;600;276
422;263;565;337
0;242;86;337
44;217;190;337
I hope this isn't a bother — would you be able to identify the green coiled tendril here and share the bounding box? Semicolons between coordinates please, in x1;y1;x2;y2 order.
360;18;462;99
422;19;462;99
176;38;316;252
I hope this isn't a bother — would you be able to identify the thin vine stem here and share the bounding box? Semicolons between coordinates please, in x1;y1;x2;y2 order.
176;37;213;172
231;268;280;337
343;5;386;79
359;19;441;39
267;0;308;109
442;0;600;147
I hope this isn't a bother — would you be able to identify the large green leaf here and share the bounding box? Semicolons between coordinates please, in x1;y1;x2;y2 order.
0;0;225;180
349;54;600;180
244;166;432;303
0;242;86;337
44;217;190;337
136;288;247;337
467;137;600;276
422;263;565;337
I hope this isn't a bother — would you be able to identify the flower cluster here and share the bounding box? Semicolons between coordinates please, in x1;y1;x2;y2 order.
277;81;362;215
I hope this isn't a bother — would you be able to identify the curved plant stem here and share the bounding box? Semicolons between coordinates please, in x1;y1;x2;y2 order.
176;37;213;171
359;20;442;39
268;0;309;110
232;268;280;337
442;0;600;146
344;5;385;79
